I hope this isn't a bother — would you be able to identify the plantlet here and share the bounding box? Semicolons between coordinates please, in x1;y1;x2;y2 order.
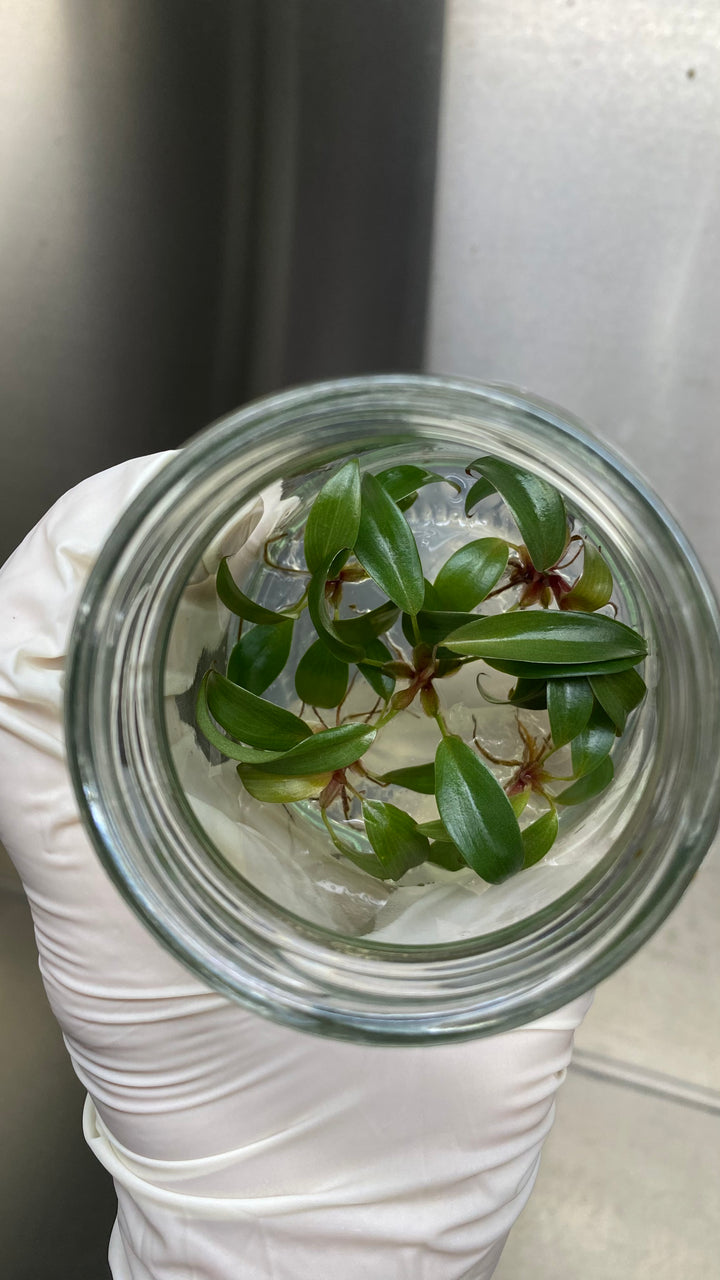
196;456;647;885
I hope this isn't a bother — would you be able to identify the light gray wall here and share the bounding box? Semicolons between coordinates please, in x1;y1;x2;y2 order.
428;0;720;587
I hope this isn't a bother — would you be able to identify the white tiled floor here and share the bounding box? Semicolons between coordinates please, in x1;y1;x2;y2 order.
494;1069;720;1280
575;839;720;1094
496;835;720;1279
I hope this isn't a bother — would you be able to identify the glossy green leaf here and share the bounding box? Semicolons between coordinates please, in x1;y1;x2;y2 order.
465;476;496;516
307;557;366;663
433;538;509;610
237;766;332;804
258;721;376;776
362;801;431;880
521;808;559;868
435;736;524;883
396;492;419;512
465;457;567;570
422;577;444;610
555;755;614;805
444;610;647;665
571;704;615;777
294;639;349;708
205;669;311;749
561;541;613;612
485;654;645;680
227;619;294;695
196;674;286;764
547;676;593;748
334;598;400;645
304;459;361;573
354;472;425;615
416;818;450;840
589;668;647;734
509;678;548;709
378;761;436;794
328;548;350;578
402;608;480;649
358;637;396;700
375;465;451;503
216;558;298;625
427;840;465;871
320;811;388;879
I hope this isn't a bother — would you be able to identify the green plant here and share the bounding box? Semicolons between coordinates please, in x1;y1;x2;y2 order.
196;456;647;884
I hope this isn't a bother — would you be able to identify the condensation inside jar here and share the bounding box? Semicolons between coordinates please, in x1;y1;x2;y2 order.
163;450;652;946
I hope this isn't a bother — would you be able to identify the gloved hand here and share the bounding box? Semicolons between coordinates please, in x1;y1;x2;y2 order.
0;453;592;1280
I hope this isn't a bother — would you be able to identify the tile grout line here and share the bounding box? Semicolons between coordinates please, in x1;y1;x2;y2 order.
571;1048;720;1117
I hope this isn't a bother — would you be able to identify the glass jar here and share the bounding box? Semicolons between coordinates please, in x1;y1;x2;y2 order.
65;375;720;1043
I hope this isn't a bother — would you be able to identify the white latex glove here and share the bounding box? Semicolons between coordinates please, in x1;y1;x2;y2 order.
0;454;592;1280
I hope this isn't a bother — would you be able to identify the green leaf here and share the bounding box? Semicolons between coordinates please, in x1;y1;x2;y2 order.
396;492;419;512
304;459;361;573
334;598;400;645
258;721;376;776
402;608;480;649
435;736;524;883
216;558;299;625
196;674;287;764
465;457;567;570
362;801;431;880
320;811;388;879
307;557;366;663
485;654;645;680
509;678;548;709
427;840;465;871
416;818;450;840
358;637;396;700
306;574;399;669
328;548;350;577
560;541;613;612
378;761;436;794
237;767;332;804
444;610;647;665
509;788;531;817
465;476;496;516
589;668;647;733
205;669;311;750
555;755;614;805
354;472;425;615
294;639;349;708
422;577;444;610
434;649;464;678
433;538;509;610
521;808;559;868
571;704;616;778
547;677;593;748
375;465;451;504
227;619;294;695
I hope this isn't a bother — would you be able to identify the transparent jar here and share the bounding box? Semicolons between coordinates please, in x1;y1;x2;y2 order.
66;375;720;1043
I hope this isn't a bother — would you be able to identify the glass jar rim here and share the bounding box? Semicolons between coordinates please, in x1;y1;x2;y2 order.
65;374;720;1042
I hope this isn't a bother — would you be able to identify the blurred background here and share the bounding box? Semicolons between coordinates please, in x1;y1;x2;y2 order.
1;2;719;1276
